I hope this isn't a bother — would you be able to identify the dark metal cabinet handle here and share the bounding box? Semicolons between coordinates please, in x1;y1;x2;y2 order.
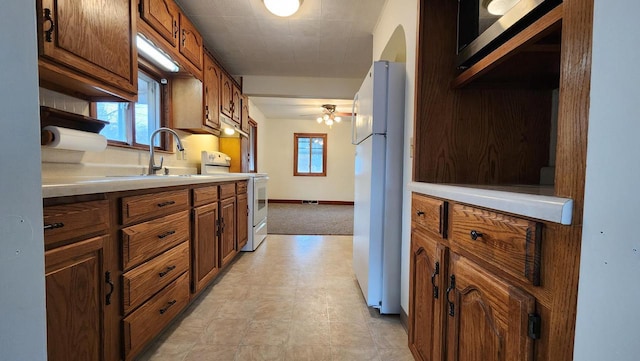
159;300;177;314
173;21;178;38
105;271;114;305
43;8;55;42
446;275;456;316
416;210;425;216
157;230;176;239
181;29;186;47
158;265;176;277
431;261;440;299
157;200;176;208
205;105;210;120
43;222;64;231
470;230;483;240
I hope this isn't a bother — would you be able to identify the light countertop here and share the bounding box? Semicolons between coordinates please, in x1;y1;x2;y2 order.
42;174;251;198
408;182;573;225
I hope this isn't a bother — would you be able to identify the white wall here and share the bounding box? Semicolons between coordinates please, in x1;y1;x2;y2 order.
573;1;640;360
0;1;47;359
243;75;362;99
263;118;355;202
372;0;418;314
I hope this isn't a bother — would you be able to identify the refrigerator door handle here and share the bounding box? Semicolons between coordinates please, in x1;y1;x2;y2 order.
351;92;359;145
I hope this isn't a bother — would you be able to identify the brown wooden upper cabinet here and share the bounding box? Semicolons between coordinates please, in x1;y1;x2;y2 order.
241;94;250;133
36;0;137;101
139;0;179;47
204;54;221;131
231;84;241;124
178;13;203;71
220;72;234;120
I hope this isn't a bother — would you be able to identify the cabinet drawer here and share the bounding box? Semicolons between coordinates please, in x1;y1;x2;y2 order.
121;189;189;224
193;185;218;207
122;210;190;270
236;181;248;194
411;194;446;237
123;271;189;360
122;242;189;313
450;204;542;285
219;183;235;200
43;200;109;248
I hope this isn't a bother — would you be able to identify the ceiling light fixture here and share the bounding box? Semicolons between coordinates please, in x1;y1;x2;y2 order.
483;0;519;15
316;104;342;128
263;0;302;17
136;34;179;72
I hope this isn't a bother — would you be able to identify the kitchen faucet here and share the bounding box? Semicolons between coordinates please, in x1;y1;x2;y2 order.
147;127;185;175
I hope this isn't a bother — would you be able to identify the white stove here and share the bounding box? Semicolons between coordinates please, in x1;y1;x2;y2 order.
200;151;268;252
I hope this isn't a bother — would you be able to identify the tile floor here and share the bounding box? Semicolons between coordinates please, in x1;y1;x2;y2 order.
137;235;413;361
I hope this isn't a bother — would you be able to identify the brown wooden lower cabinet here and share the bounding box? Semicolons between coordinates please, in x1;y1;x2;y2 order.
44;180;250;361
409;193;545;361
237;191;248;250
45;235;107;361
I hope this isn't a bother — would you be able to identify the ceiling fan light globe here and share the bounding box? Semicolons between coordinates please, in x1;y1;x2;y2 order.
316;117;323;123
323;114;329;121
326;118;334;126
264;0;301;17
335;116;342;123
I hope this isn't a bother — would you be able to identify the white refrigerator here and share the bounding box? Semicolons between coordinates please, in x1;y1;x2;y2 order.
352;61;405;314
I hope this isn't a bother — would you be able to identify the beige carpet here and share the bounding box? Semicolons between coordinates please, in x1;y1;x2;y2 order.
268;203;354;235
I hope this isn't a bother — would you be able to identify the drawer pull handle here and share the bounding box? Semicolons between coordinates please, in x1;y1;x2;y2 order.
431;261;440;299
105;271;114;306
470;230;483;240
43;222;64;231
157;200;176;208
159;299;177;314
416;210;425;216
159;265;176;277
446;275;456;317
158;230;176;239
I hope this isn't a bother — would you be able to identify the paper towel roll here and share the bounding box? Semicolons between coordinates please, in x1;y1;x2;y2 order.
42;126;107;152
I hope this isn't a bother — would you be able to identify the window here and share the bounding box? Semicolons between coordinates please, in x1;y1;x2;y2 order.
95;71;165;149
294;133;327;176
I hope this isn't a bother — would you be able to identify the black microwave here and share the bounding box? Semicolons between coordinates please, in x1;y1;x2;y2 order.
457;0;561;68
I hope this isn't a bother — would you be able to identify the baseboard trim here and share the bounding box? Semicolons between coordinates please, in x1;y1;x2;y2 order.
400;307;408;332
269;199;354;206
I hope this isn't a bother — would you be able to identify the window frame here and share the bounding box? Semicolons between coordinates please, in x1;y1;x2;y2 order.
293;133;327;177
91;65;169;152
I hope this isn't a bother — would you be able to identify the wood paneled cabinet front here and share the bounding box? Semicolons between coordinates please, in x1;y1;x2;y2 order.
203;54;222;131
139;0;179;47
232;84;242;124
192;198;220;294
220;72;234;120
45;235;108;361
178;12;203;71
241;94;250;133
36;0;137;101
409;193;540;361
236;185;248;250
218;183;237;268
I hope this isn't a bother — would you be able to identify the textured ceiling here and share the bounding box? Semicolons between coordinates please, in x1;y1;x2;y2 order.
250;97;355;120
175;0;387;79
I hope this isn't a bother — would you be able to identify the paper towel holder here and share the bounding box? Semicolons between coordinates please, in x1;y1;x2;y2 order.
40;106;109;145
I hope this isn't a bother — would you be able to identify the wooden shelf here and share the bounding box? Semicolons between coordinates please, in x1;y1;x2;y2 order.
452;3;564;88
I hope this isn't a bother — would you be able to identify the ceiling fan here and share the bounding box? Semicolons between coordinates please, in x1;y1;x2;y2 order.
313;104;353;127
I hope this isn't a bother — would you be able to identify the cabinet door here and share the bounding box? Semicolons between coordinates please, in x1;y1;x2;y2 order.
37;0;136;95
178;13;203;71
241;94;250;132
192;202;220;293
45;235;108;361
409;228;447;361
219;196;237;268
220;72;233;118
139;0;178;46
204;54;221;131
237;192;248;250
446;253;535;361
232;84;242;124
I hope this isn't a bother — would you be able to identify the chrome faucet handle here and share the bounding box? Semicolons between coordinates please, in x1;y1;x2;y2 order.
155;156;164;171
